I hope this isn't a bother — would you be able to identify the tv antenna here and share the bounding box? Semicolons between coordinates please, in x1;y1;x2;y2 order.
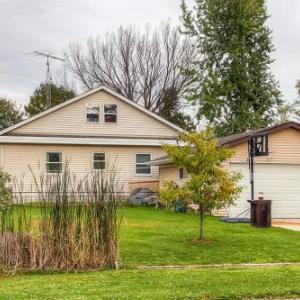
31;51;65;109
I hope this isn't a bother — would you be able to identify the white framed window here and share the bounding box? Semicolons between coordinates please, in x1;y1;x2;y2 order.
46;152;62;173
86;105;100;123
93;153;105;170
104;104;117;123
136;154;151;175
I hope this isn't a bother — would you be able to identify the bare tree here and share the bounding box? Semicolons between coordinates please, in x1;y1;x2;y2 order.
63;23;197;130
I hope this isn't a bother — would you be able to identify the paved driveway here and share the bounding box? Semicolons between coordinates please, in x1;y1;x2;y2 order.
272;219;300;231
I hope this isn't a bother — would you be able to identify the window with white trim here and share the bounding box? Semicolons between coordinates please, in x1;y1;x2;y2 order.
104;104;117;123
93;153;105;170
136;154;151;175
46;152;62;173
86;105;100;123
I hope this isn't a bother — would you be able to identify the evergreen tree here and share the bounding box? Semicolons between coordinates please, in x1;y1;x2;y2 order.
25;83;75;117
181;0;282;136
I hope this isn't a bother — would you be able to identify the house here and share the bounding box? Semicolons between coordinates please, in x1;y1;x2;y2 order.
0;86;182;196
151;122;300;219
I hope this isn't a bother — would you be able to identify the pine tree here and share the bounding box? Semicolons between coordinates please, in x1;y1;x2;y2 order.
181;0;282;136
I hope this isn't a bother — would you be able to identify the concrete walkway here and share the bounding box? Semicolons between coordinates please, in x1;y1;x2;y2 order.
272;219;300;231
136;262;300;270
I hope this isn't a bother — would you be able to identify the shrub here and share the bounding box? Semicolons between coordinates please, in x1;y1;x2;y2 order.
162;129;242;240
0;169;12;212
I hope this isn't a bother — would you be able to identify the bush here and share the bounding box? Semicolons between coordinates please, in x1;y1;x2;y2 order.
0;170;12;212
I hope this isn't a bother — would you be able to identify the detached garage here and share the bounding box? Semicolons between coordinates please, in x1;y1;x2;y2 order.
229;163;300;219
221;122;300;219
154;121;300;220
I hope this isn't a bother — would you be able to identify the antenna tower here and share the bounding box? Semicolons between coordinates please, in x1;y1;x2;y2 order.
32;51;65;109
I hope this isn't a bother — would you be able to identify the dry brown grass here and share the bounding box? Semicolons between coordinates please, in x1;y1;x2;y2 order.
0;165;120;273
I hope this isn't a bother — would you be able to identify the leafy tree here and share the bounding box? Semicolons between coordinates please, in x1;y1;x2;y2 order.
0;169;12;212
181;0;282;136
0;97;23;131
25;83;75;117
158;87;196;131
277;102;300;123
277;80;300;123
160;129;242;240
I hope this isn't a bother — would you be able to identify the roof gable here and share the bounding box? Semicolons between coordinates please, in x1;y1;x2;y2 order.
149;122;300;166
1;86;183;138
219;122;300;147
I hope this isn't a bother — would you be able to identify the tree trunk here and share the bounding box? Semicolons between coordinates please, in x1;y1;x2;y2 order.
199;204;204;240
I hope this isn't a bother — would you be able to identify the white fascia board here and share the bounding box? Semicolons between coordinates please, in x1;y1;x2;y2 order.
147;158;172;166
0;136;178;147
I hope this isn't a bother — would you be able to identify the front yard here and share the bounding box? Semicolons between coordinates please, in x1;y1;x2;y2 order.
1;266;300;299
1;206;300;299
120;206;300;266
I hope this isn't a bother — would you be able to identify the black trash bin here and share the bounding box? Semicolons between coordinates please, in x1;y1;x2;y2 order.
247;198;271;227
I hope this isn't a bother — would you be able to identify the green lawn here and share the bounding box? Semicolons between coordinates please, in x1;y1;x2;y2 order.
21;206;300;266
1;266;300;299
119;206;300;266
2;206;300;299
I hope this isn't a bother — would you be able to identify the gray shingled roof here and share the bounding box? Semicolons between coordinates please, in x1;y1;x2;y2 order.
149;121;300;166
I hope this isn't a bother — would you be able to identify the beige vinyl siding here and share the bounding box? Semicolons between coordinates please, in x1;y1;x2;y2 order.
221;127;300;217
158;128;300;217
1;144;165;196
229;128;300;164
129;180;159;193
159;166;187;188
10;91;178;139
158;128;300;188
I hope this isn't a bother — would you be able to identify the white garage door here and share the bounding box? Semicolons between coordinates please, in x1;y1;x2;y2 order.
229;163;300;219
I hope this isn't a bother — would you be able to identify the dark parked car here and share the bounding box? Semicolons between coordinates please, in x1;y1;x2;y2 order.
128;188;158;206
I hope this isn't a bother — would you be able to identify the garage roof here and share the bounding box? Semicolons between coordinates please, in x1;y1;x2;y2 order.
219;121;300;147
149;121;300;166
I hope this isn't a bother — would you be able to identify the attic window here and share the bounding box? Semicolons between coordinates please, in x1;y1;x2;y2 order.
86;106;100;123
104;104;117;123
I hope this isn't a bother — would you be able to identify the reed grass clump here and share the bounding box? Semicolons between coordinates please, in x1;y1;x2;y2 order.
0;164;120;273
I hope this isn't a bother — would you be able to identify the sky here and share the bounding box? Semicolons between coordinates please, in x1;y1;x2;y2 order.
0;0;299;106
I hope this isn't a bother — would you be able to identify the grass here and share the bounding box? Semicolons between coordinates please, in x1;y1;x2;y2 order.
0;266;300;299
2;206;300;299
119;206;300;266
0;167;119;272
16;205;300;266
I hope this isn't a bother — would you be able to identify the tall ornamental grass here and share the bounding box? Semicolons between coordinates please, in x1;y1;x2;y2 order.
0;164;120;273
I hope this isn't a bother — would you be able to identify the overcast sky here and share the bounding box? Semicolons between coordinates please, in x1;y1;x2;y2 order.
0;0;299;106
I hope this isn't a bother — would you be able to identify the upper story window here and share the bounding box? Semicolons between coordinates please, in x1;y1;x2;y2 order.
104;104;117;123
136;154;151;175
93;153;105;170
46;152;62;173
86;105;100;123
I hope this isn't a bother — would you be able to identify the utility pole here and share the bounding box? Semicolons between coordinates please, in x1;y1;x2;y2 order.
32;51;65;109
